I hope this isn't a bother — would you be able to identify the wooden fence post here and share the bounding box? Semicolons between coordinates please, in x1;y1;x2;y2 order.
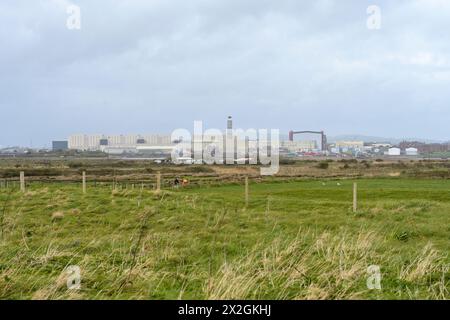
156;172;161;192
245;176;249;207
353;182;357;212
20;171;25;193
82;171;86;194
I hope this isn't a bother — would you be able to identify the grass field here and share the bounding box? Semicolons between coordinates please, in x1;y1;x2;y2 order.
0;178;449;299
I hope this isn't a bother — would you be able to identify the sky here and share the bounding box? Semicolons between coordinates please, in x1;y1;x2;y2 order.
1;0;450;147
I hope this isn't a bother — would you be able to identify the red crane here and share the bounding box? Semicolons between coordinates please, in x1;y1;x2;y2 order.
288;130;327;151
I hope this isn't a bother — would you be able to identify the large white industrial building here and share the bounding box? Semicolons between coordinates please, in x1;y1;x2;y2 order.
68;134;172;151
405;147;419;156
387;147;401;156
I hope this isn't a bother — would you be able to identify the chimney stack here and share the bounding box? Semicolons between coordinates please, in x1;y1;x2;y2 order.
227;116;233;131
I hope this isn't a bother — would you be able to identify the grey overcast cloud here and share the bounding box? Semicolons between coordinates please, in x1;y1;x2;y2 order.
1;0;450;147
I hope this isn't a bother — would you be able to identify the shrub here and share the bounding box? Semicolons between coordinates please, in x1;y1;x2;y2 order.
361;160;371;168
188;166;214;173
339;159;357;164
68;161;84;169
280;159;296;165
317;161;329;169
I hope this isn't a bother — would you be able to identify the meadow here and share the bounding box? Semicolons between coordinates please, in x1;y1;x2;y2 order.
0;176;449;299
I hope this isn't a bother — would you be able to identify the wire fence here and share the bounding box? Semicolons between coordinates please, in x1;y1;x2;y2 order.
0;172;258;192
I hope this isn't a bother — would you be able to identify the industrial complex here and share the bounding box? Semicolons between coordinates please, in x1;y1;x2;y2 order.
0;116;445;160
41;117;433;161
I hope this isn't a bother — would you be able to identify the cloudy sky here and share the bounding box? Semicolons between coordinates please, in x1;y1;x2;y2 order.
1;0;450;147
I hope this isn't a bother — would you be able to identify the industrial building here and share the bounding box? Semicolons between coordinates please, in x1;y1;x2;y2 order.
288;130;327;151
68;134;172;151
52;141;68;151
331;141;364;154
335;141;364;150
405;147;419;156
387;147;401;156
281;140;317;153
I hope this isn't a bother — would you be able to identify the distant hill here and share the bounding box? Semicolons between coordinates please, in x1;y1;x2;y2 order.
327;135;443;144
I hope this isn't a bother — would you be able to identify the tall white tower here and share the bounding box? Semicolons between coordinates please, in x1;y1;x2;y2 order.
225;116;235;164
227;116;233;130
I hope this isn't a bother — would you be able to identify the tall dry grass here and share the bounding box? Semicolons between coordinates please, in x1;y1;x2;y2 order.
204;230;448;300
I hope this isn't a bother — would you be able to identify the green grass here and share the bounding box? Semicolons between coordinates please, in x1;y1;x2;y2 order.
0;178;448;299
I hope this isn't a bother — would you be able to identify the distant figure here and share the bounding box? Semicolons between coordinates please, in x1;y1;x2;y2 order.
174;177;180;188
